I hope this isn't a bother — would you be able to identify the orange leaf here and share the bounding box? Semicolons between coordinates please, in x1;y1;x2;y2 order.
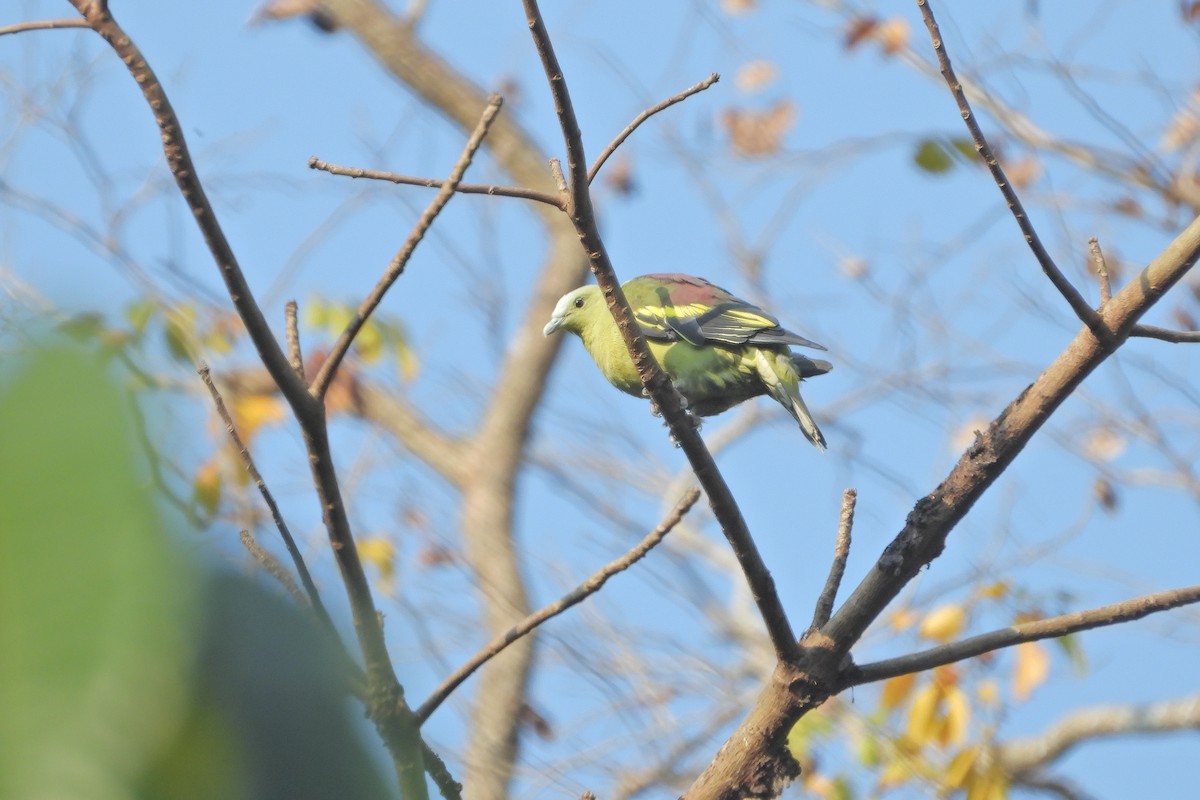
1013;641;1050;701
875;17;910;56
881;672;918;711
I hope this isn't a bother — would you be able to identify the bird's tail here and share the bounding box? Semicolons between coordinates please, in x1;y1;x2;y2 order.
754;350;828;451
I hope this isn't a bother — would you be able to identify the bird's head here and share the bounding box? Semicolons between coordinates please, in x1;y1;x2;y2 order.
543;285;605;337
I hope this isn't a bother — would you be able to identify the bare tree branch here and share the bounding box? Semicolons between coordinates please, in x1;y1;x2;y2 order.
1090;237;1112;305
417;488;702;724
308;157;564;209
197;362;335;633
1128;324;1200;343
71;4;436;794
239;529;305;605
1000;694;1200;776
848;584;1200;684
917;0;1104;333
309;94;503;399
285;299;305;379
683;134;1200;800
587;72;721;184
810;489;856;631
0;17;89;36
523;0;801;666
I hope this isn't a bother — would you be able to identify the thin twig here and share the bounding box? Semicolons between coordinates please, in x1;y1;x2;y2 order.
285;299;305;379
810;489;856;631
239;529;305;604
198;362;336;632
587;72;720;184
848;583;1200;685
416;487;701;723
0;18;90;36
69;1;309;413
308;157;564;210
523;0;801;665
1129;323;1200;343
1090;236;1112;305
309;95;503;399
917;0;1105;333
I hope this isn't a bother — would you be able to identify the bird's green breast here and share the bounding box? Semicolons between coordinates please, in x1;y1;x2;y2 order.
578;319;764;414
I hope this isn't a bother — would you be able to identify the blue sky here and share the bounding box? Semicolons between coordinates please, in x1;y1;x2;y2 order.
3;1;1199;797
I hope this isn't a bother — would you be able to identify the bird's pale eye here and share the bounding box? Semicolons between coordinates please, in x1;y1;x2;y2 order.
573;296;585;308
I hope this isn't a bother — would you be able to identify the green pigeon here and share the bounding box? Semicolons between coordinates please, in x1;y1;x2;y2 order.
543;273;831;450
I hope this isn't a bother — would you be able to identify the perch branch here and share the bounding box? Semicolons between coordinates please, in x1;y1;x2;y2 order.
523;0;801;665
417;487;701;723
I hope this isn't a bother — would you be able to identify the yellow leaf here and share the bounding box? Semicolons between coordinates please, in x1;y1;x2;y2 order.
906;683;941;745
966;768;1009;800
940;685;971;747
919;603;966;643
230;393;286;441
193;459;222;518
1013;641;1050;701
358;536;396;591
977;580;1009;600
356;321;383;363
976;678;1001;709
878;755;913;790
881;672;918;711
945;745;979;790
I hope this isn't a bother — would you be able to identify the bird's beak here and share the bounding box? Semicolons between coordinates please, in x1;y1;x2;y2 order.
543;315;563;336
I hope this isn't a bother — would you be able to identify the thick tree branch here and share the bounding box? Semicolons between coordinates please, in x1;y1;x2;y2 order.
523;0;800;666
70;5;434;795
685;199;1200;800
918;0;1104;333
309;95;503;399
848;584;1200;684
416;488;701;724
822;210;1200;653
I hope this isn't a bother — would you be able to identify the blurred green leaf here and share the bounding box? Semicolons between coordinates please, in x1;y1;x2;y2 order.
0;345;197;800
125;299;158;335
913;138;956;174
